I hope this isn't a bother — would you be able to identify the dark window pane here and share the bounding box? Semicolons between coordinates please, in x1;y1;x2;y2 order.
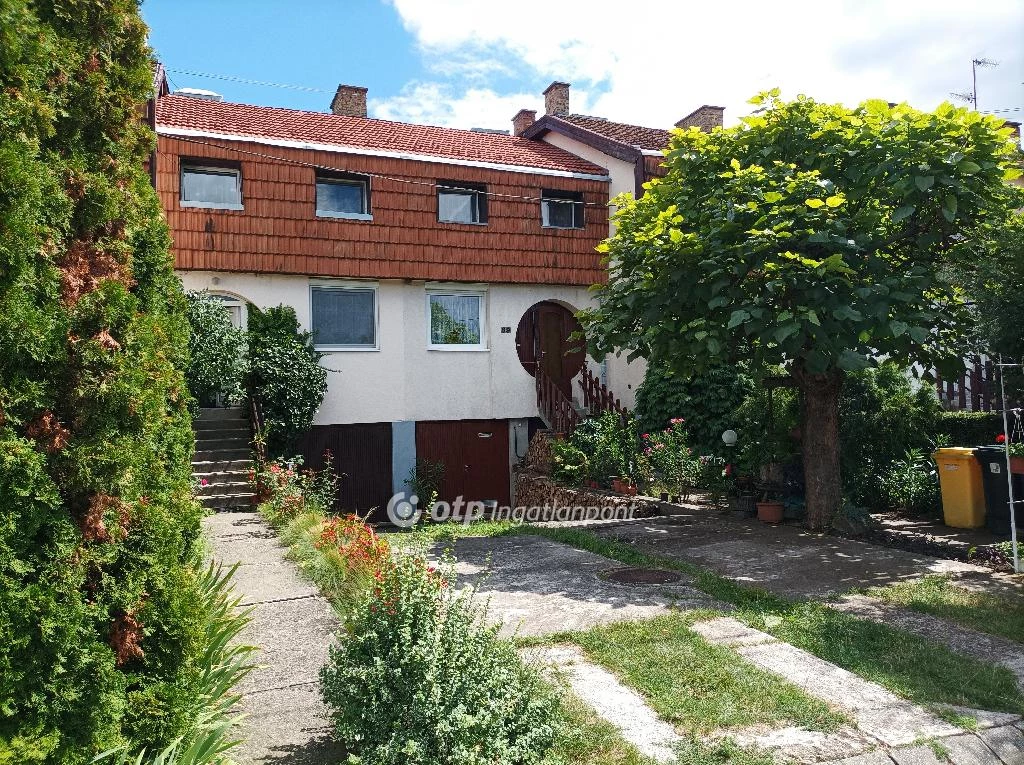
317;180;366;214
182;168;240;205
311;288;375;347
544;199;577;228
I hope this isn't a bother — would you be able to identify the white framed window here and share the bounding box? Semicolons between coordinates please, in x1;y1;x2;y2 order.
541;189;584;229
437;182;487;224
310;283;378;350
180;163;243;210
427;288;487;350
316;173;371;220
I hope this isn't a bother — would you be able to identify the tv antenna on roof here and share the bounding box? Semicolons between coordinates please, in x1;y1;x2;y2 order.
951;58;999;110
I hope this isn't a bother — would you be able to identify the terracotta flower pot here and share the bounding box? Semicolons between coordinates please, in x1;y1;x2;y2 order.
1011;456;1024;475
756;501;785;524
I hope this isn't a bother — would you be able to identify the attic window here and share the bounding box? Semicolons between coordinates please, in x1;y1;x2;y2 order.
316;172;371;220
180;163;242;210
541;190;584;229
438;182;488;224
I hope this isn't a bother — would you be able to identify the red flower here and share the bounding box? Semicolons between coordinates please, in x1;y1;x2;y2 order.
997;434;1007;444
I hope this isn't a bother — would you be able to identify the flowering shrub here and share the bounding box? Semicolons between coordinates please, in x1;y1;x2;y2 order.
321;554;559;765
313;514;390;590
254;453;339;526
641;418;698;495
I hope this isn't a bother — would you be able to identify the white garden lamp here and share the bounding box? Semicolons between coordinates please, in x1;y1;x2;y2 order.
722;430;738;447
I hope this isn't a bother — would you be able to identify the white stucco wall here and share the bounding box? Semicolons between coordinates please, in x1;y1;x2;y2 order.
179;271;595;424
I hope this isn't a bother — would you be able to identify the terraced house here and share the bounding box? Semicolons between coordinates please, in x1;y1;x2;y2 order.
150;69;639;512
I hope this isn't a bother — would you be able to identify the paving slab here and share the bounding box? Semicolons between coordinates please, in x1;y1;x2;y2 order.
937;707;1023;731
729;725;876;763
833;596;1024;690
530;645;681;763
589;516;986;600
830;753;896;765
234;683;345;765
945;733;1009;764
978;725;1024;763
441;535;725;636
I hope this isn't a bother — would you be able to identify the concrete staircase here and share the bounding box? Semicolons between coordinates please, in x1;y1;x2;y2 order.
192;407;256;512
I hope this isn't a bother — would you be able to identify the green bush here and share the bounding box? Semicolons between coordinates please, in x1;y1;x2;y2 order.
838;364;943;510
246;306;327;457
877;449;941;517
183;292;245;407
635;362;753;456
0;2;225;760
563;412;636;486
320;554;560;765
935;411;1004;448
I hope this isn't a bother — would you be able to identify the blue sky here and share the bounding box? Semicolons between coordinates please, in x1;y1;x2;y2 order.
142;1;1022;133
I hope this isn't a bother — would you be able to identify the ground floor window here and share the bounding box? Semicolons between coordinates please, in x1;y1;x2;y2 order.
427;290;485;349
311;284;377;350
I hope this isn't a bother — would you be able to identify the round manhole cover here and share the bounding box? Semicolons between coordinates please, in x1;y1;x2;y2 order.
602;567;682;585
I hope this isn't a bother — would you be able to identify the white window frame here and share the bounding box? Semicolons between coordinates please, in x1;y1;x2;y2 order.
315;174;372;221
309;280;379;352
541;191;584;229
425;285;488;352
180;163;243;210
437;184;487;225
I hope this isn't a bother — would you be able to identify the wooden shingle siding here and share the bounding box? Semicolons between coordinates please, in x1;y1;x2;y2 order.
157;136;609;285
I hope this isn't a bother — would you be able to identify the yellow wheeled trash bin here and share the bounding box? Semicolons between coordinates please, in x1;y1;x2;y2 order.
932;447;986;528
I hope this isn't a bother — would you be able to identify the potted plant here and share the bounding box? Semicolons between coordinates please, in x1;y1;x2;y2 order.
997;436;1024;474
755;482;785;524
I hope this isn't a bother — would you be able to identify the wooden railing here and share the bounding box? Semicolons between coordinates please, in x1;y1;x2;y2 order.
935;356;1002;412
536;366;581;435
579;367;629;421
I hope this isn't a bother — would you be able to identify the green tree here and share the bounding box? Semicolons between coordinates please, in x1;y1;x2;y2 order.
581;92;1020;529
0;1;210;760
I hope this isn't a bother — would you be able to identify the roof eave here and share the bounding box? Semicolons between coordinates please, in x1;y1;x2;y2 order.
522;115;643;164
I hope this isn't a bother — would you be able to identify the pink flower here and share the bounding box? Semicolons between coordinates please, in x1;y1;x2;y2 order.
996;434;1007;444
642;433;650;440
200;479;208;487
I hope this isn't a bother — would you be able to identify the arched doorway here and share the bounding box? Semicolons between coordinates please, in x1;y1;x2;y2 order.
515;301;586;398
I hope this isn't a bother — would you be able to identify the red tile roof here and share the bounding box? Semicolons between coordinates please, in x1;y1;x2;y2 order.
156;95;608;176
559;114;671;152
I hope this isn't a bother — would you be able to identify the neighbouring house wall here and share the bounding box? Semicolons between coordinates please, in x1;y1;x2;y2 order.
178;270;595;424
541;132;636;221
538;133;648;410
157;135;609;286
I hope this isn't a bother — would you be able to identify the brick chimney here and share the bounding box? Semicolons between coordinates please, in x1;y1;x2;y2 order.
543;81;570;116
331;84;367;118
512;109;537;136
675;105;725;132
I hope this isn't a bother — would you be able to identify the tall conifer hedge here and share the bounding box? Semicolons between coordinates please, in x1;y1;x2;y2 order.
0;2;211;760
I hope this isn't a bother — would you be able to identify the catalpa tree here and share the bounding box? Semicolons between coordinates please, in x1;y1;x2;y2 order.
581;92;1021;529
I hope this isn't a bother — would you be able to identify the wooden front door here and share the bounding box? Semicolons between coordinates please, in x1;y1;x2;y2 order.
516;301;585;398
415;420;510;507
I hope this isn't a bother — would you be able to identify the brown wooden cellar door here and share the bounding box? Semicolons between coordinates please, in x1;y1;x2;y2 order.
298;423;393;520
415;420;510;507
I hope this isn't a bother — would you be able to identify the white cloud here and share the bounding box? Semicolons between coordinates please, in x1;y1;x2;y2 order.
379;0;1023;130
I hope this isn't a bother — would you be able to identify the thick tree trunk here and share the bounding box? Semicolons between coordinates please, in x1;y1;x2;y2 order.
793;363;844;531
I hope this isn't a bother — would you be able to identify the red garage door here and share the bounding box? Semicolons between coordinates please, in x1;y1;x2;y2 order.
415;420;510;507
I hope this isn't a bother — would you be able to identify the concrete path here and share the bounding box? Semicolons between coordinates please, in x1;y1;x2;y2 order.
588;515;991;600
204;511;345;765
438;534;725;636
832;595;1024;691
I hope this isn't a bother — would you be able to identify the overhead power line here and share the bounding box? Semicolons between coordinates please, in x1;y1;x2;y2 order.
166;68;331;94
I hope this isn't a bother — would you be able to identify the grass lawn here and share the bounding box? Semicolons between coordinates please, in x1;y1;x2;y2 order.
860;574;1024;645
551;613;848;734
